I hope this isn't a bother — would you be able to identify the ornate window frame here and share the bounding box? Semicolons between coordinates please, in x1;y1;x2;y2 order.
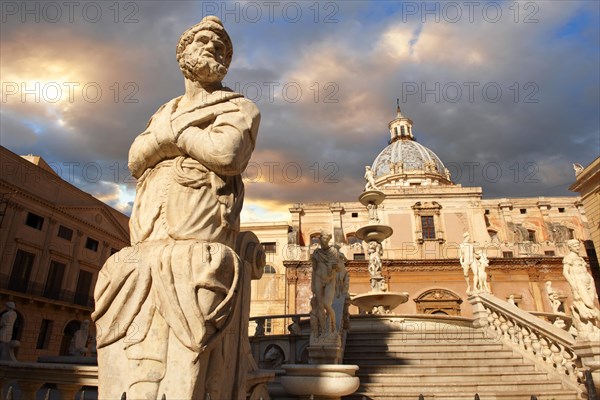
411;201;444;244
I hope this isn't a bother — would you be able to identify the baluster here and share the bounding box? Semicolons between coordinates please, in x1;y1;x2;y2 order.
530;332;542;358
507;318;516;343
18;381;41;400
499;315;509;339
492;311;502;335
522;327;532;351
540;337;552;364
550;341;566;374
57;383;81;400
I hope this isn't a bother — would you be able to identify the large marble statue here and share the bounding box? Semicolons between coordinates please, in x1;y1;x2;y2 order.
68;319;89;356
310;232;342;340
364;166;378;191
92;16;260;400
0;302;16;343
562;239;600;340
545;281;563;314
459;232;476;293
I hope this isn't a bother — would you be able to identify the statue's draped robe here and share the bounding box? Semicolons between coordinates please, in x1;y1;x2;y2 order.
93;89;259;399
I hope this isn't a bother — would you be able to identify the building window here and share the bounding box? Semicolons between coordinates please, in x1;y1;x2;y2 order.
503;251;514;258
421;216;436;240
544;251;556;256
265;318;273;334
351;212;358;218
262;242;277;253
558;207;565;213
485;209;490;215
400;126;406;135
36;319;53;350
346;233;361;246
527;230;536;243
353;253;365;261
85;238;99;252
57;225;73;241
520;208;527;214
25;212;44;230
74;270;93;306
488;230;499;242
310;234;321;246
567;229;575;240
44;261;66;300
264;265;276;274
8;250;35;293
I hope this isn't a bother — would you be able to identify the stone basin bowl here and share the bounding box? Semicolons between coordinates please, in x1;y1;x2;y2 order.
351;292;410;314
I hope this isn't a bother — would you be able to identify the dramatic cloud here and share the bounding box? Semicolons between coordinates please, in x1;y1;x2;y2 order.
1;1;598;223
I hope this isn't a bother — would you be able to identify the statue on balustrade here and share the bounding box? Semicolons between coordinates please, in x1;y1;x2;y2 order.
92;16;260;400
562;239;600;340
474;250;490;293
459;232;476;293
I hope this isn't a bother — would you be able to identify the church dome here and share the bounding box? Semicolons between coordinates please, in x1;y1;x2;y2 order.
369;105;452;188
371;139;446;178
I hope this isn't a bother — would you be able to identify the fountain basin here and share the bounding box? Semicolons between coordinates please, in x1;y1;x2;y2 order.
358;190;386;206
356;224;393;242
281;364;360;399
351;292;409;314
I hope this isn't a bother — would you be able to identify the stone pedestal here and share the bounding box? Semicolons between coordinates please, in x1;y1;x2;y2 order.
574;339;600;393
280;364;360;400
308;344;343;365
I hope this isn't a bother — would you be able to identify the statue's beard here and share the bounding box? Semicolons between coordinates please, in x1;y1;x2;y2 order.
180;53;228;85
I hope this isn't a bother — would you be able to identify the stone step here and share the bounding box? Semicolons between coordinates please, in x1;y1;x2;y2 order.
344;389;578;400
345;351;518;362
357;371;550;384
345;336;500;345
352;363;538;374
345;343;506;352
351;380;566;393
343;356;524;366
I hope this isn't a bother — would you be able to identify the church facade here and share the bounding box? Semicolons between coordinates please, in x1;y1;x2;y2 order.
244;107;596;334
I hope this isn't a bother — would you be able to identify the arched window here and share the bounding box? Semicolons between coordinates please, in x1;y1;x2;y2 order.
346;233;361;246
60;320;81;355
264;265;276;274
488;229;499;243
310;233;321;246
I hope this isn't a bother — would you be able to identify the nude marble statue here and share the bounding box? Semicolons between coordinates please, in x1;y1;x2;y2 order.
310;232;342;339
460;232;476;293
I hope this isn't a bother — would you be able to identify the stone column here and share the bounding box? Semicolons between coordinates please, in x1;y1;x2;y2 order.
329;203;344;244
290;204;304;244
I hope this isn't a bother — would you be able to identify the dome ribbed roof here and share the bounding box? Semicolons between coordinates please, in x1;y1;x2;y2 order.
371;139;446;178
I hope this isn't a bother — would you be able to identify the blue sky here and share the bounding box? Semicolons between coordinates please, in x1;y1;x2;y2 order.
1;1;599;221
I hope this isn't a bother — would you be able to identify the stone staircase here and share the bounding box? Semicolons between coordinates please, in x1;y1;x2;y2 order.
343;318;580;400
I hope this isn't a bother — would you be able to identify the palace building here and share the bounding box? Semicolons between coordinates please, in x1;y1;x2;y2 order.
0;146;129;361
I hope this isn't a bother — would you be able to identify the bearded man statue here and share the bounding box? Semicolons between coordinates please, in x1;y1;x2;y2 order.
93;16;260;400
